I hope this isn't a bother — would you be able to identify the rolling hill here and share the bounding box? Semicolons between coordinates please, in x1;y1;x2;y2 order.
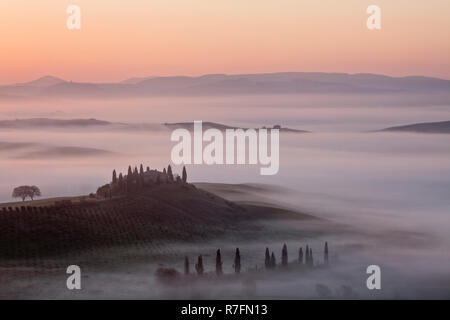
379;120;450;133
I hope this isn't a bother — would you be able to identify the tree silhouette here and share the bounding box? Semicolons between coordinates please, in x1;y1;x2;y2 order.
270;252;276;268
12;185;41;201
265;247;271;269
182;166;187;183
112;169;117;184
234;248;241;274
139;164;144;175
118;173;124;191
309;248;313;267
324;242;329;265
298;247;303;264
28;186;41;200
195;255;204;275
146;166;150;172
281;243;288;266
216;249;223;275
305;245;309;264
184;256;190;275
127;166;133;192
167;165;174;182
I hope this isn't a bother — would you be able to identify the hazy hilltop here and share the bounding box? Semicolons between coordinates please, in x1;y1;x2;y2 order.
379;120;450;133
18;75;66;87
1;72;450;99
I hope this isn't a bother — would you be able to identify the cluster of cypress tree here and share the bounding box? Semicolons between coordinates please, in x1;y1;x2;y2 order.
184;247;242;276
183;243;330;276
107;164;188;196
265;247;276;269
265;242;329;269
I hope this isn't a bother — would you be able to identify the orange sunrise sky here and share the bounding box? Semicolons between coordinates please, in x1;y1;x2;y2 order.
1;0;450;84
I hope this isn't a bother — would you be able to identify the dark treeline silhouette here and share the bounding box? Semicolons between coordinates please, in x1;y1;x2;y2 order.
97;164;188;198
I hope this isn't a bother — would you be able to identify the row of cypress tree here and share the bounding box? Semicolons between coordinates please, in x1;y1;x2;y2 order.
184;242;329;275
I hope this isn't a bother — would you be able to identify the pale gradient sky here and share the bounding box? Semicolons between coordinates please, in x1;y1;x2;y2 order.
0;0;449;84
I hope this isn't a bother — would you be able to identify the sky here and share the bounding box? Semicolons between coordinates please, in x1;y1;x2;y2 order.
0;0;450;84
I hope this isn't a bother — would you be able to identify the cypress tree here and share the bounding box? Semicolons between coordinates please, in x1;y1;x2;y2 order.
265;247;271;269
127;166;133;192
324;242;329;265
118;173;124;191
281;243;288;266
234;248;241;274
167;165;174;182
309;248;313;267
133;167;139;189
140;164;144;175
298;247;303;264
195;255;204;275
184;256;190;275
182;166;187;183
216;249;223;275
112;169;117;184
270;252;276;268
305;245;309;264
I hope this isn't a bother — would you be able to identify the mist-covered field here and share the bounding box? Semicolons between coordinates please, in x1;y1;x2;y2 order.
1;93;450;299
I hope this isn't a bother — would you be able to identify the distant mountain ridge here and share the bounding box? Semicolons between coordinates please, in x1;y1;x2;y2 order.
379;120;450;133
0;118;309;133
2;72;450;99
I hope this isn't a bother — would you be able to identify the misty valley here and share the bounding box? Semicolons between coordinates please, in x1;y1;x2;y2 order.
0;91;450;299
